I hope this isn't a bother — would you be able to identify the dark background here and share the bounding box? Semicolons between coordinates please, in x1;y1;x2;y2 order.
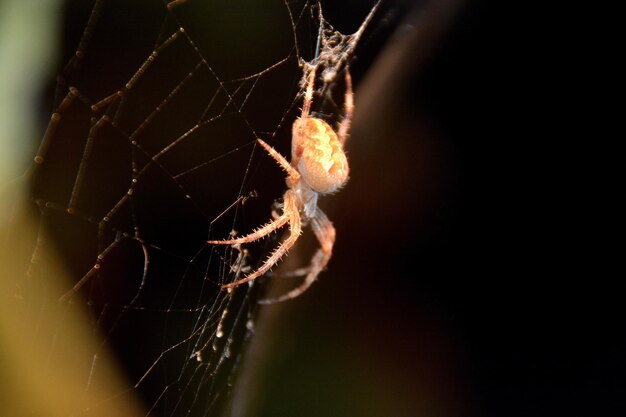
248;1;624;416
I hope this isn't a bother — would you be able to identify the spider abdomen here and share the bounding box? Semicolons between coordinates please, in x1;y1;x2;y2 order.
293;117;349;194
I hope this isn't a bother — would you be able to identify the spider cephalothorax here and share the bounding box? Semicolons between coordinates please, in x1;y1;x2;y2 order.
208;65;353;303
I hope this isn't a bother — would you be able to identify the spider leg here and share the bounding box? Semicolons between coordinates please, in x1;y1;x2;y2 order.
301;63;317;121
290;64;319;170
221;190;302;289
208;138;300;246
279;266;312;278
259;207;335;304
337;68;353;145
256;139;300;184
207;213;289;245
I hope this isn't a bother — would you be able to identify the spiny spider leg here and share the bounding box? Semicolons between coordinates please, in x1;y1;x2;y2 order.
207;214;289;245
337;69;354;145
301;63;317;122
291;64;318;169
207;138;299;246
259;208;335;304
221;190;302;289
256;139;300;184
280;266;312;278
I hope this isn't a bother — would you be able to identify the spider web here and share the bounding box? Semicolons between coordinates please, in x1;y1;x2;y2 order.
1;1;385;416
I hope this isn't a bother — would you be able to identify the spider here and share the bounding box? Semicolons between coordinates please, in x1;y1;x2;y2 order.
208;64;353;303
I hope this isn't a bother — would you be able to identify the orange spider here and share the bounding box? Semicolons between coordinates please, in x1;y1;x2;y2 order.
208;64;353;303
